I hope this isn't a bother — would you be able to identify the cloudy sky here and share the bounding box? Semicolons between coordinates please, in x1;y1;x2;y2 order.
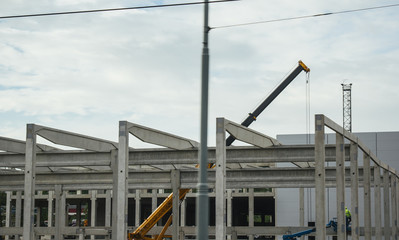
0;0;398;148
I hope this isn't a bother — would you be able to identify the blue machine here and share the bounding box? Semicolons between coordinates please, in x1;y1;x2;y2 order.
282;218;351;240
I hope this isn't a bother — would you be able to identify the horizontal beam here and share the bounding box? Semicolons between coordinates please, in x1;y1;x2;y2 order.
0;167;368;190
0;145;349;169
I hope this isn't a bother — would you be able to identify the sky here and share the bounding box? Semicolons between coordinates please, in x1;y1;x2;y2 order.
0;0;398;148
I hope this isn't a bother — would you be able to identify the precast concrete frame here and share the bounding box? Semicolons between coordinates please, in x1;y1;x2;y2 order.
314;114;399;240
0;116;398;240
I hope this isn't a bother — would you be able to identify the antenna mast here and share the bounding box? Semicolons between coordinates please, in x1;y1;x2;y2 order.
342;83;352;132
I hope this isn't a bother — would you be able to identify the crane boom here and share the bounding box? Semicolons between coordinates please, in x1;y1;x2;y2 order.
225;60;309;146
129;60;310;240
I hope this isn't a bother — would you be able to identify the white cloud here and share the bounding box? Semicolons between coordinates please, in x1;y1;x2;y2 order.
0;0;398;145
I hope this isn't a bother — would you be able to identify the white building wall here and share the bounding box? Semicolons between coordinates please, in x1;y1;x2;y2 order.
276;131;399;234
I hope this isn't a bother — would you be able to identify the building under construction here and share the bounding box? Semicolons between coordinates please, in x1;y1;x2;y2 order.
0;113;399;240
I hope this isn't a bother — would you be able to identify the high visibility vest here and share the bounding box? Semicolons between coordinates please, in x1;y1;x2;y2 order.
345;208;351;218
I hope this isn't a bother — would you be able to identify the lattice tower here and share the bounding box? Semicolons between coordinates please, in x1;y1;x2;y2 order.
342;83;352;132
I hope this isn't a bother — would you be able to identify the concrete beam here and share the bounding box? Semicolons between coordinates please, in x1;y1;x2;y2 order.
127;122;198;149
224;119;280;147
35;125;118;151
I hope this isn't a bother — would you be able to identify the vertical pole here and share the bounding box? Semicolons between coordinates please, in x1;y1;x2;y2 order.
248;188;254;240
105;190;111;240
336;133;346;239
216;118;227;240
397;176;399;240
383;169;391;239
172;169;181;240
55;185;65;240
299;188;305;240
113;121;129;240
23;124;36;240
391;176;397;240
15;191;22;240
363;154;372;240
152;189;158;227
197;0;210;239
48;191;53;228
314;115;326;240
91;190;97;240
350;143;359;240
5;191;11;240
181;198;186;228
135;190;141;227
227;189;232;240
375;166;382;240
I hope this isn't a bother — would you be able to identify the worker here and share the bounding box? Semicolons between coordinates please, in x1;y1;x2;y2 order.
345;207;351;224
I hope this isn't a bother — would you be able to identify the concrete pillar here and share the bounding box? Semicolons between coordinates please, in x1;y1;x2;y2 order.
135;190;141;227
363;154;372;240
374;166;382;240
248;188;254;240
216;118;227;240
48;191;53;227
335;133;346;239
314;115;326;240
391;176;397;240
180;198;186;228
55;185;66;240
105;190;112;240
91;190;97;240
350;143;359;240
171;169;180;240
23;124;37;240
113;121;129;240
383;169;391;239
227;189;232;240
5;191;11;240
299;188;304;240
15;191;22;240
152;189;158;226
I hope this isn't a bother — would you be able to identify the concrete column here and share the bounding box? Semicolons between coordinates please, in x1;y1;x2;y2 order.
335;133;346;239
105;190;112;240
5;191;11;240
48;191;53;227
227;190;232;240
383;169;391;239
55;185;66;240
113;121;129;240
350;143;359;240
216;118;227;240
152;189;158;226
314;115;326;240
15;191;22;240
23;124;37;240
248;188;254;240
363;154;372;240
180;198;186;228
171;169;181;240
391;176;397;240
135;190;141;227
299;188;304;240
91;190;97;240
374;166;382;240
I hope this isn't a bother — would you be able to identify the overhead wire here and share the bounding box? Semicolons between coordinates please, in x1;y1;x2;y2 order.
0;0;238;20
211;3;399;29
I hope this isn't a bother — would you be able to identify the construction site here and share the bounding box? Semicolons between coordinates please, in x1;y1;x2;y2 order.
0;57;398;240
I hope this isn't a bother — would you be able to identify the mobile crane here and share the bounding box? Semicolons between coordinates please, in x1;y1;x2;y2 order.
128;60;310;240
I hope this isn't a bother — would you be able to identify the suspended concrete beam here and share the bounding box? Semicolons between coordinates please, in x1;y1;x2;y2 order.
127;122;198;150
224;119;280;148
0;136;61;154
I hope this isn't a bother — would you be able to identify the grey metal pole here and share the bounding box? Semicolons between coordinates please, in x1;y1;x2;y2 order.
196;0;210;240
